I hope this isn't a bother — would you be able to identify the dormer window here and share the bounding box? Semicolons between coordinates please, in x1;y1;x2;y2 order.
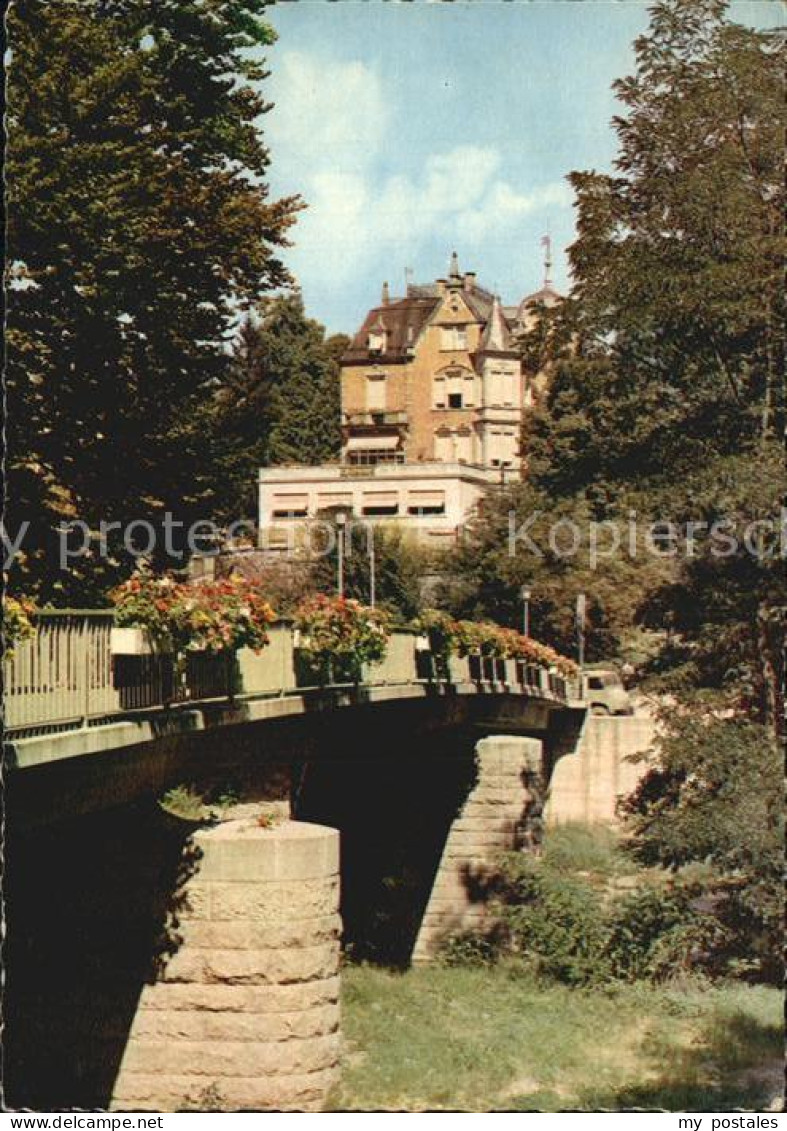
368;328;386;353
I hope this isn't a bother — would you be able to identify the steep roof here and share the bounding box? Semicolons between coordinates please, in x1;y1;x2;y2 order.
343;259;560;364
343;296;440;363
478;295;515;354
462;284;495;323
407;283;441;298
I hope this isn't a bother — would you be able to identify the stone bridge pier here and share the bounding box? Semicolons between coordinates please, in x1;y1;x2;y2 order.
110;818;341;1112
412;735;543;962
5;807;342;1113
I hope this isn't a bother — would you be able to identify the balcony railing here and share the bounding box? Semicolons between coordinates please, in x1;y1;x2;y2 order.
342;411;408;427
3;612;569;736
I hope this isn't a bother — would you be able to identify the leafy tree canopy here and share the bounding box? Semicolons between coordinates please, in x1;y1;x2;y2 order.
527;0;784;500
205;293;344;521
6;0;301;601
451;1;785;722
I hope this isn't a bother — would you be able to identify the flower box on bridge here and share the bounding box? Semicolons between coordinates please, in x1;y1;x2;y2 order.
110;626;153;655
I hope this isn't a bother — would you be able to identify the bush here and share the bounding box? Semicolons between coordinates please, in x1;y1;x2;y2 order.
621;712;783;983
493;856;610;986
294;594;391;684
439;928;502;968
541;823;631;879
439;840;731;988
111;562;276;653
605;883;726;983
3;595;36;657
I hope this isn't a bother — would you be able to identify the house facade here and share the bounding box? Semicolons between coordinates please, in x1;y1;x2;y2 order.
258;250;561;546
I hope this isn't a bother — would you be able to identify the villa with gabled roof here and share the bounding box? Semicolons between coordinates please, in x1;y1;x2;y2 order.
259;247;561;546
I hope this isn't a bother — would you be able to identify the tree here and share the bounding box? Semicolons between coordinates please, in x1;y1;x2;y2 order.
441;0;785;983
513;1;784;979
621;713;783;981
5;0;301;601
263;295;342;467
439;480;671;662
454;2;785;697
204;294;343;521
525;2;783;502
310;516;429;623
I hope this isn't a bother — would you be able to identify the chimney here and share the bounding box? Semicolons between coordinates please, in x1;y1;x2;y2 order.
463;271;476;291
381;281;390;305
449;251;460;278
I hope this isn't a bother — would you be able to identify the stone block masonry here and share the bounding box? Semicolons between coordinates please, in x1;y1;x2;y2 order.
411;735;543;962
111;819;341;1112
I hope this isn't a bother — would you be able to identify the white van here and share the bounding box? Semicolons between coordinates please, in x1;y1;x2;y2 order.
581;668;633;715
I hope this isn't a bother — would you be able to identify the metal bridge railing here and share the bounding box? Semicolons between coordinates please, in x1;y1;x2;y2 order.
4;611;119;731
3;613;567;736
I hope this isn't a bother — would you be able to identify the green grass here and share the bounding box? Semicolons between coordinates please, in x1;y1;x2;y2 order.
541;822;638;881
332;965;783;1112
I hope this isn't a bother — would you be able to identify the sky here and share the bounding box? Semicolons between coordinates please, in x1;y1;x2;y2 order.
259;0;784;335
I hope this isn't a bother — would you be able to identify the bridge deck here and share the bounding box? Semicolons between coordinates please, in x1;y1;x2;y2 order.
5;619;572;754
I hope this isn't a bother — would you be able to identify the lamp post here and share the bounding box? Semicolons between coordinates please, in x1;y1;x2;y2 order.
576;592;586;671
336;513;347;597
369;530;376;608
520;585;531;638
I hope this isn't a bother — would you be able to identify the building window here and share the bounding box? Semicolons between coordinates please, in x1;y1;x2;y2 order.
436;367;474;409
362;503;399;516
409;504;445;517
347;449;404;467
487;367;516;407
434;431;452;462
366;373;386;411
488;428;517;467
317;495;353;512
455;431;472;463
368;329;386;353
408;490;446;515
271;494;308;518
440;325;467;351
362;492;399;516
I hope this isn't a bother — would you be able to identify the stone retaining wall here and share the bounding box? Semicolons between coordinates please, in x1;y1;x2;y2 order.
111;819;341;1112
545;713;656;825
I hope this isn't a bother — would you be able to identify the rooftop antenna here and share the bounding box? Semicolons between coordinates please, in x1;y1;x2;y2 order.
541;233;553;289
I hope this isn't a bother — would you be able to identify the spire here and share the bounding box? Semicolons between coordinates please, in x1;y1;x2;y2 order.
540;234;553;289
449;250;460;279
480;294;510;352
381;281;390;305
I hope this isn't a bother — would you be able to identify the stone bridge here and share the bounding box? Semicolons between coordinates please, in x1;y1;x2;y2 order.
4;617;653;1111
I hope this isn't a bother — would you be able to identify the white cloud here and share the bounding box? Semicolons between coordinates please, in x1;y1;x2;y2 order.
269;52;571;286
268;52;387;175
457;181;573;243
